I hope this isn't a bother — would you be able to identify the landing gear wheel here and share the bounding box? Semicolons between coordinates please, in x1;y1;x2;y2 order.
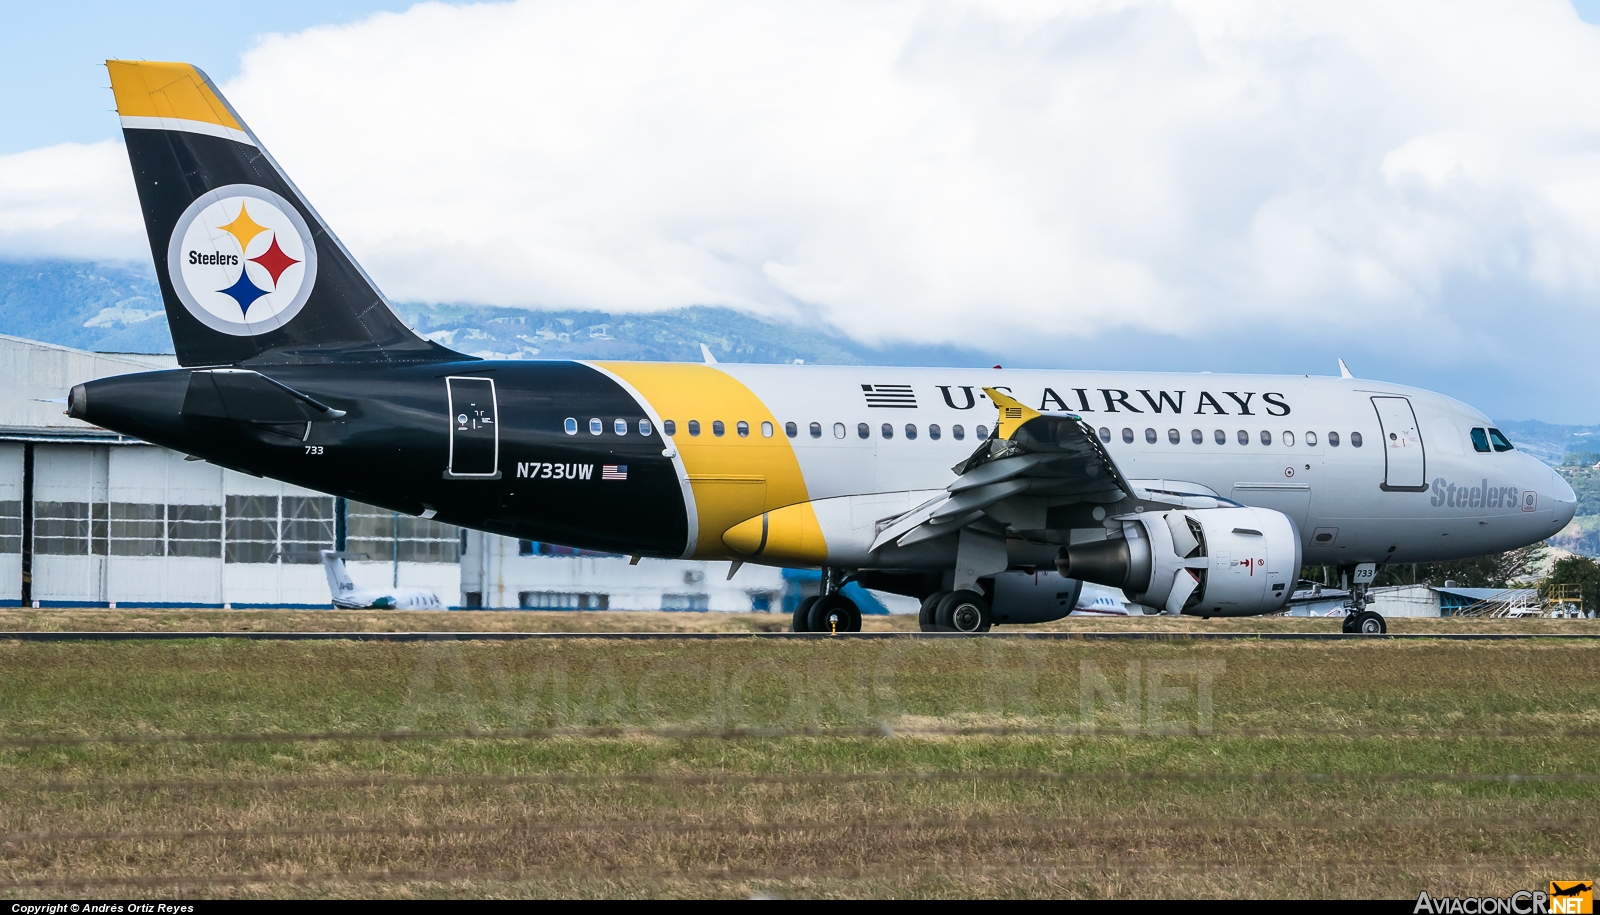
807;594;862;633
1354;610;1386;634
792;595;820;633
935;589;992;633
1341;611;1358;634
918;591;949;632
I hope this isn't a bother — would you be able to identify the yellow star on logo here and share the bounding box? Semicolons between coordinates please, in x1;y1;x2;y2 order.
215;203;268;253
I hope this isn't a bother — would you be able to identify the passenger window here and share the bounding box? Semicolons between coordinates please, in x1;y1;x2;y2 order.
1328;431;1339;447
1470;428;1490;453
1214;429;1226;445
1237;430;1249;445
1488;428;1514;452
1351;431;1363;448
929;424;941;440
809;422;821;439
639;419;652;436
1259;430;1271;446
1122;428;1134;444
881;423;894;439
688;420;701;437
1144;428;1157;444
760;421;773;438
564;417;578;435
1282;431;1294;446
736;421;749;437
1168;429;1179;444
589;418;603;435
1305;431;1316;446
614;418;628;435
713;421;726;437
905;424;918;440
1099;427;1111;443
976;425;989;439
833;422;845;439
785;422;797;438
953;425;965;441
857;423;870;439
664;419;676;436
1191;429;1202;444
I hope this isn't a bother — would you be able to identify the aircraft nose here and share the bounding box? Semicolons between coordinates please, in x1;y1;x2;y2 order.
1545;461;1577;528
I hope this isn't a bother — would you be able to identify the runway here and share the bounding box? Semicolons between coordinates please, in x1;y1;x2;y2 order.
3;630;1597;641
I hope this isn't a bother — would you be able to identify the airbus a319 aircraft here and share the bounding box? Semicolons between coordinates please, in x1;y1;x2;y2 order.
70;62;1577;633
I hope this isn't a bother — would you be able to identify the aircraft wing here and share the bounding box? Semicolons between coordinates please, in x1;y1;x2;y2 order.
870;387;1211;552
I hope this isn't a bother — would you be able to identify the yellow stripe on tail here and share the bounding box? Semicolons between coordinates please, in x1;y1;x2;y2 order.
106;61;242;130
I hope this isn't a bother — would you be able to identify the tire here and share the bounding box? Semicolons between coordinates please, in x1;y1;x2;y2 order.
792;595;820;633
807;594;862;633
1356;610;1386;634
1341;611;1359;634
918;591;948;632
935;589;991;633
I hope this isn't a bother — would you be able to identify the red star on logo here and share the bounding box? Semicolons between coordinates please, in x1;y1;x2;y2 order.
249;234;302;289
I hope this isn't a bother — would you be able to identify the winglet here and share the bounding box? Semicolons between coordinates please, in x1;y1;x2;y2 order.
1338;358;1354;379
700;343;718;365
983;387;1040;440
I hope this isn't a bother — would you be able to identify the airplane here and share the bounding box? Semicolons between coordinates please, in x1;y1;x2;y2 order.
320;550;443;610
68;61;1578;635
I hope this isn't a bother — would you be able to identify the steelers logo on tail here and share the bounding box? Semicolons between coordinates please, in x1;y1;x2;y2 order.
166;185;319;336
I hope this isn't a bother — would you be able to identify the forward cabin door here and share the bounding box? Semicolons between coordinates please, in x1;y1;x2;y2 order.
1371;396;1426;491
446;376;500;479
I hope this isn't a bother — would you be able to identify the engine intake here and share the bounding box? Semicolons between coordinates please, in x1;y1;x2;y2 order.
1057;507;1301;616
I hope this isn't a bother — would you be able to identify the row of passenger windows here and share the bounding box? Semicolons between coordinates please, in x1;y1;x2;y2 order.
562;417;989;441
1101;427;1365;448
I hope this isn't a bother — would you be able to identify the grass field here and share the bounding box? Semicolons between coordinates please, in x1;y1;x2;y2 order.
0;616;1596;898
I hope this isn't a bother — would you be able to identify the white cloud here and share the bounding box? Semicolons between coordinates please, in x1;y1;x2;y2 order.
5;0;1600;351
0;141;145;261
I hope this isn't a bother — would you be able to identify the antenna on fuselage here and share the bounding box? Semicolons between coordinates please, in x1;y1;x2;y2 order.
1337;358;1354;379
700;343;719;365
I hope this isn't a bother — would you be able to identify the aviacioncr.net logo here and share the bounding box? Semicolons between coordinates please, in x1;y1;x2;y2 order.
166;184;318;336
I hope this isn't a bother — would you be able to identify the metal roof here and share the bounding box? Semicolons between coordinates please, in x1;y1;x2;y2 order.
0;333;177;439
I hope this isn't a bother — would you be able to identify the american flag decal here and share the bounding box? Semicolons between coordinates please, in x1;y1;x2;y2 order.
861;383;917;408
602;465;628;480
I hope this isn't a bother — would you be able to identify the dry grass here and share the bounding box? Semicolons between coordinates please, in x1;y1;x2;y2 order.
0;636;1595;898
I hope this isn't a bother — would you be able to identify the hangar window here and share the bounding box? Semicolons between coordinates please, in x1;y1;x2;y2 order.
1191;429;1202;444
224;495;279;564
688;420;701;436
564;417;578;435
761;421;773;438
280;496;336;562
929;424;941;440
905;424;917;440
976;425;989;439
1122;428;1134;444
639;419;652;436
736;421;749;437
168;504;221;558
1488;428;1514;452
953;425;966;441
1470;428;1491;452
833;422;845;439
713;421;726;437
1305;431;1317;446
588;418;603;435
33;501;103;556
1168;429;1180;444
1098;427;1111;443
1214;429;1226;445
614;418;628;436
664;420;677;436
0;500;19;554
347;500;459;563
1282;431;1295;446
1351;431;1363;448
111;503;166;556
881;423;894;439
1328;431;1340;447
1260;430;1272;446
857;423;870;439
1144;428;1157;444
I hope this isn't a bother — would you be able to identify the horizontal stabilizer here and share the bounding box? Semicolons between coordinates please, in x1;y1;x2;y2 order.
182;369;346;422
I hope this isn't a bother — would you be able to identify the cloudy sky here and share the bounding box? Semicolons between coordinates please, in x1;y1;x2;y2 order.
4;1;1600;420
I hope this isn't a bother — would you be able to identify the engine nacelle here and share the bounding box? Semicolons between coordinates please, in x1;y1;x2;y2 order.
1056;507;1301;617
984;570;1084;624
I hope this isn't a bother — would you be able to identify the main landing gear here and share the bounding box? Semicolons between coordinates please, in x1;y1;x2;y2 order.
917;589;993;633
792;568;863;633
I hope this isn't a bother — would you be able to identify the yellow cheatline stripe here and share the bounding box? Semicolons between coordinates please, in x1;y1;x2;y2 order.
722;504;829;566
106;61;242;131
984;387;1040;440
596;362;824;560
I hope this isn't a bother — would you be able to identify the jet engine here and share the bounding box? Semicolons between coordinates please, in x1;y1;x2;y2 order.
1056;507;1301;616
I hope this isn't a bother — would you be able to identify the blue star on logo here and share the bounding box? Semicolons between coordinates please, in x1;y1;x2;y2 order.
218;270;268;317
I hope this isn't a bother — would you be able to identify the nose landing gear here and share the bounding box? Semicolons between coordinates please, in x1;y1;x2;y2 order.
791;568;862;632
1340;577;1387;634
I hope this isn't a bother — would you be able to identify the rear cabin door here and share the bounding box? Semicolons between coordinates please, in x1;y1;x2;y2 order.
1371;396;1426;491
446;376;500;479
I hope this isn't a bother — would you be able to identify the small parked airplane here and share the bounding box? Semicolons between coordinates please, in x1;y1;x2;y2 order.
321;550;443;610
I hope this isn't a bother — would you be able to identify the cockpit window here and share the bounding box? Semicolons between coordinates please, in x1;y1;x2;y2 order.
1488;428;1515;452
1470;428;1491;453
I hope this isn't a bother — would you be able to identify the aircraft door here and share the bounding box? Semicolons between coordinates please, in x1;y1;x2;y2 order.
446;376;500;479
1371;396;1425;491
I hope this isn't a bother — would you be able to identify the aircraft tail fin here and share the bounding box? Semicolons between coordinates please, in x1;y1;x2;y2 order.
320;549;358;601
106;61;456;367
